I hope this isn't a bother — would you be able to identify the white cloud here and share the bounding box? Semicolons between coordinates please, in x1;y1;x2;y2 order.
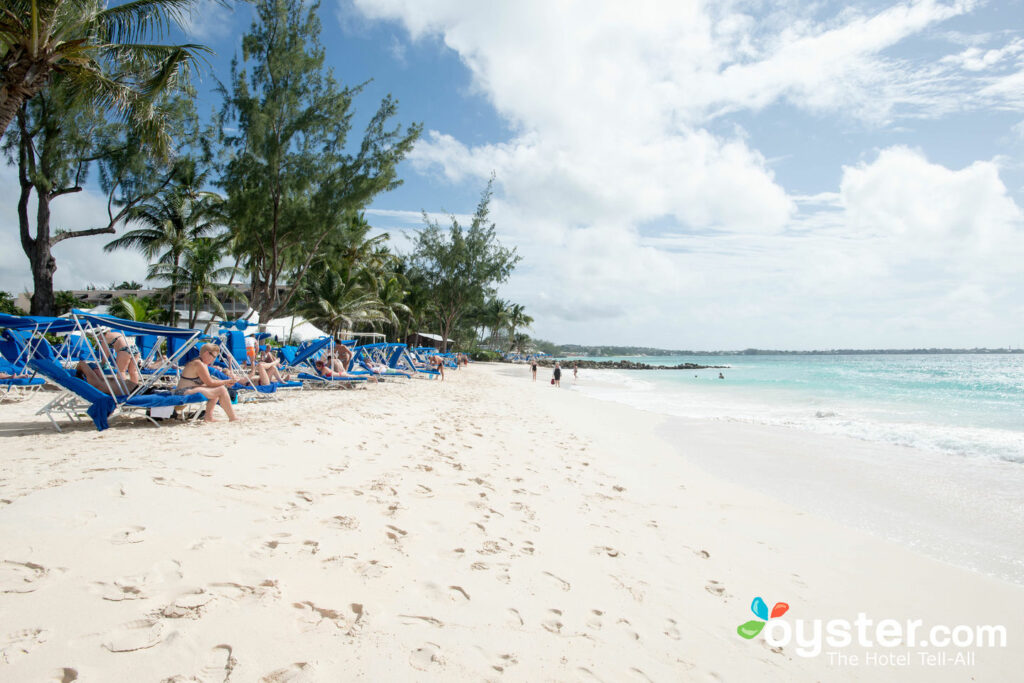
345;0;1024;347
941;38;1024;71
0;167;150;296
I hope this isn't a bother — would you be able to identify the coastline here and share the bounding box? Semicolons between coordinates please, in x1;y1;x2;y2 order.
0;363;1021;680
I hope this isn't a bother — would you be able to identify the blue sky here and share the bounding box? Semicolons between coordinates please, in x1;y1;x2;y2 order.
3;0;1024;350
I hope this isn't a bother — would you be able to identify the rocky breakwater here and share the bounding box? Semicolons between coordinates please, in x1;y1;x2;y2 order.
534;359;727;370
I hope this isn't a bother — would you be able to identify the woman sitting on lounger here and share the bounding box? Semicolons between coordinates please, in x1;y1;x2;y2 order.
257;347;290;383
175;343;242;422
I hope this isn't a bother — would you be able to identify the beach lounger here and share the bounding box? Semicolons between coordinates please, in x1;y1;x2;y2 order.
1;311;210;431
0;357;46;402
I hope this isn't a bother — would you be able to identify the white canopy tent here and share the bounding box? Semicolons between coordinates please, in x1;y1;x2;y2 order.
263;315;329;343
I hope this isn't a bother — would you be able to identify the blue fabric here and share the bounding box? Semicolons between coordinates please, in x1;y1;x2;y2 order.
289;337;331;367
278;346;297;365
1;377;45;387
72;310;202;340
26;357;204;431
0;313;76;333
297;372;367;383
208;366;277;393
136;335;158;359
60;334;93;361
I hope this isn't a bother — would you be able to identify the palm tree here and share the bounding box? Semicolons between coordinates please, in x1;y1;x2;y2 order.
512;332;531;353
148;236;240;330
0;0;209;148
109;295;158;322
374;274;412;339
507;303;533;351
104;166;222;323
481;298;510;350
297;266;389;339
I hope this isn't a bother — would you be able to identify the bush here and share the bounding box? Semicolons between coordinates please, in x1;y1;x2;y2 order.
469;349;501;362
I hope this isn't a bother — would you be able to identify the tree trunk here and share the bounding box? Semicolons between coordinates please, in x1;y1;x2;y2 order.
21;186;58;316
0;57;51;147
28;242;57;316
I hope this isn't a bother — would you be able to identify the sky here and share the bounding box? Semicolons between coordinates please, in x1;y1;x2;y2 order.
2;0;1024;350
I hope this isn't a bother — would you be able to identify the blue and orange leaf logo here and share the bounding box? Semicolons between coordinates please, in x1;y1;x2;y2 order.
737;596;789;639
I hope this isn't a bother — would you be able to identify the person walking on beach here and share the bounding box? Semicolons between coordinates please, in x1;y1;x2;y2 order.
531;359;538;381
573;362;578;383
553;362;562;387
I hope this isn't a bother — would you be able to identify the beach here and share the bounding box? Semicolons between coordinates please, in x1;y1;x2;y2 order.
1;363;1021;681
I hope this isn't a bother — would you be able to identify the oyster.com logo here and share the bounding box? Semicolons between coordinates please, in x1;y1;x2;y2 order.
737;596;789;639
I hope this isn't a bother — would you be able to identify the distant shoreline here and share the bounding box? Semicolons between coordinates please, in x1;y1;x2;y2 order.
533;359;728;370
553;348;1023;357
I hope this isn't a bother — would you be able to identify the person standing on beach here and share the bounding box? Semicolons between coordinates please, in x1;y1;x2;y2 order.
531;359;538;381
553;362;562;387
573;362;578;383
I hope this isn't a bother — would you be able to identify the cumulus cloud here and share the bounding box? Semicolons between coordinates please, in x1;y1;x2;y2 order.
343;0;1024;347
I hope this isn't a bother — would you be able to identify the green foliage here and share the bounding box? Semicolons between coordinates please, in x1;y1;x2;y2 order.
218;0;421;320
0;291;21;315
4;71;203;314
408;179;521;351
296;264;389;338
0;0;212;153
148;236;241;329
469;349;501;362
54;290;82;315
104;160;223;322
109;295;160;322
110;281;144;290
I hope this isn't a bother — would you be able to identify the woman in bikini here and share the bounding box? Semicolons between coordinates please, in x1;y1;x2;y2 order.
96;328;141;384
175;343;242;422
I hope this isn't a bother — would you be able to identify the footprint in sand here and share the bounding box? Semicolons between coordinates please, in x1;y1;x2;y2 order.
541;609;564;634
259;662;315;682
0;560;51;594
54;668;78;682
592;545;621;558
102;618;165;653
109;525;146;545
506;608;525;627
409;643;444;672
399;615;444;628
542;571;571;592
161;589;216;619
200;644;237;681
385;525;408;545
705;580;727;597
210;580;280;604
586;609;604;630
0;627;49;664
412;484;434;498
664;618;681;640
448;585;471;601
292;601;364;635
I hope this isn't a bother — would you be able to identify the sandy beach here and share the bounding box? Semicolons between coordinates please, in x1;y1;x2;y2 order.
1;363;1021;681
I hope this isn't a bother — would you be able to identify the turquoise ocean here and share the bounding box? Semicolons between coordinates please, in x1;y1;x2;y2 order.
543;353;1024;582
560;353;1024;464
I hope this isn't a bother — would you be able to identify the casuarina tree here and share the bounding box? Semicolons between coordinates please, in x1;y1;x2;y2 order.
218;0;421;322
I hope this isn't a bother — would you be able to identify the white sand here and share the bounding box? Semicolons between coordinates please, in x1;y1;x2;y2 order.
0;364;1021;681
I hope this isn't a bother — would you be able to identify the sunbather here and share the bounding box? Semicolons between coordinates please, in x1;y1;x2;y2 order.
96;327;141;384
314;358;375;382
75;361;143;395
175;343;242;422
258;347;290;382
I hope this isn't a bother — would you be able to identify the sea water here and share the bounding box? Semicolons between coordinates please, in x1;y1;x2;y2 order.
563;354;1024;463
551;354;1024;582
